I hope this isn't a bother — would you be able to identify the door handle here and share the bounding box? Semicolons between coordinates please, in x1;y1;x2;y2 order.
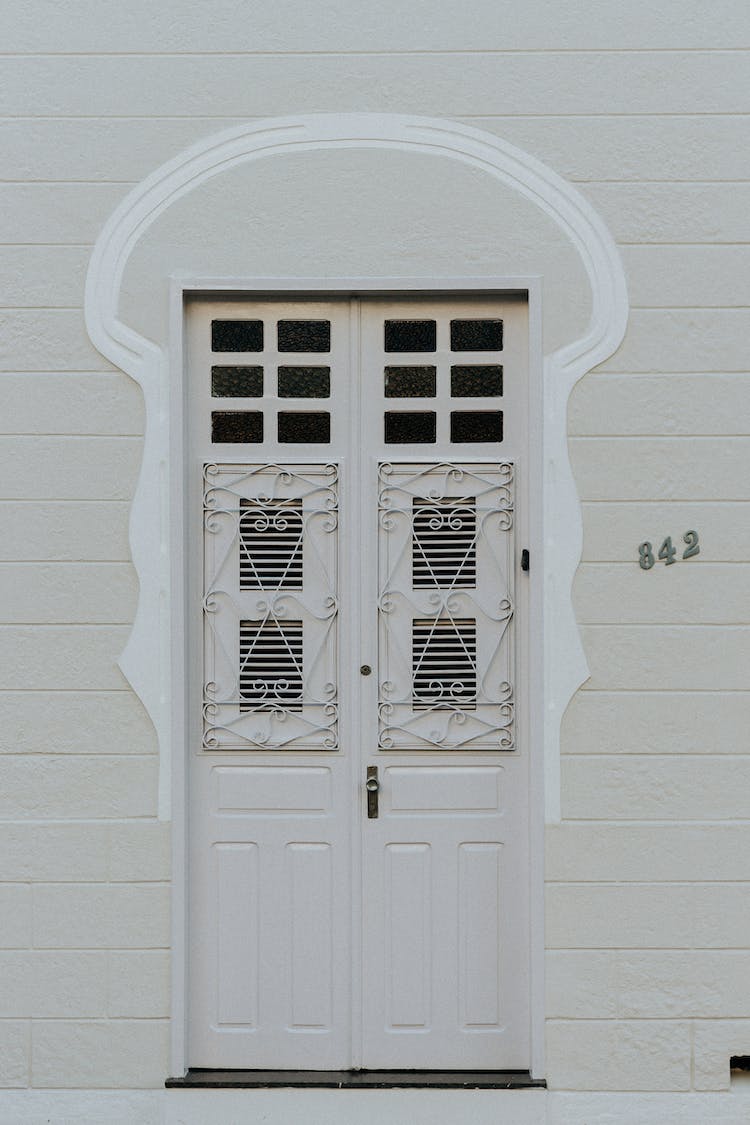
366;766;380;819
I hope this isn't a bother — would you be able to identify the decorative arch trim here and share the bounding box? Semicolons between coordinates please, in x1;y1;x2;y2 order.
85;113;629;821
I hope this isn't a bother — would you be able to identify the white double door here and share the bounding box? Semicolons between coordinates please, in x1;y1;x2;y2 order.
188;295;531;1071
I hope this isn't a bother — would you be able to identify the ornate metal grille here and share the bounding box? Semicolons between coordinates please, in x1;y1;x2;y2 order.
412;497;476;588
412;618;477;709
239;619;304;710
203;462;338;750
378;461;515;750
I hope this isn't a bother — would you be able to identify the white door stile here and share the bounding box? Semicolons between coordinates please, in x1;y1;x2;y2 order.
347;296;366;1072
187;298;354;1069
187;291;532;1072
357;297;530;1069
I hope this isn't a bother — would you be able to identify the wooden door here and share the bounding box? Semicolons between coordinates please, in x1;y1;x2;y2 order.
357;299;530;1068
186;293;531;1071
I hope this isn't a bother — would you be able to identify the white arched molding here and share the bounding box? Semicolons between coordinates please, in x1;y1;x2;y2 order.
85;113;628;822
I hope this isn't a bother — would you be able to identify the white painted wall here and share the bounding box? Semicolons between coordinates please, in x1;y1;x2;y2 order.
1;0;749;1113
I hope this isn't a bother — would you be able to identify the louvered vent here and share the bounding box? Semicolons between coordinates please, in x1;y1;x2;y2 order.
412;498;476;588
239;620;304;711
239;500;303;590
412;619;476;708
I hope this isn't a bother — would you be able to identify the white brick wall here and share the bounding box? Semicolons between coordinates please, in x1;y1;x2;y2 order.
30;1020;169;1088
546;1020;692;1092
0;0;747;1099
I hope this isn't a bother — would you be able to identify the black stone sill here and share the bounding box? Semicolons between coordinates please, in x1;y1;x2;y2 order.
166;1069;546;1090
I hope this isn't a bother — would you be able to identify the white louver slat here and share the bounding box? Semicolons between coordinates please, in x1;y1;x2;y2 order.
412;498;476;588
239;499;304;590
412;618;477;708
239;619;304;710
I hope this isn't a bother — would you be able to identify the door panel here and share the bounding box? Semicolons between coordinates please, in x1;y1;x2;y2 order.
361;758;529;1068
215;843;259;1027
187;293;531;1071
358;298;530;1069
459;842;502;1028
385;843;431;1029
190;761;351;1067
386;765;503;812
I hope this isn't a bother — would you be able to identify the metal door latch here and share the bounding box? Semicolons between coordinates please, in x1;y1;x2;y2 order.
366;766;380;819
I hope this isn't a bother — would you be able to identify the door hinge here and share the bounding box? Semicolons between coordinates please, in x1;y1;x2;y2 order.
521;548;530;572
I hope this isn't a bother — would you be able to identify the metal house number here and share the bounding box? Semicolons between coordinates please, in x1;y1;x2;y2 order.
638;531;700;570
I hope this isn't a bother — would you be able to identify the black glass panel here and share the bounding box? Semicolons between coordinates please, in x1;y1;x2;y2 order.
384;320;437;353
211;320;264;352
450;411;503;443
278;366;331;398
450;319;503;352
211;411;263;443
450;365;503;397
278;411;331;443
384;411;437;444
211;366;263;397
277;320;330;353
384;366;437;398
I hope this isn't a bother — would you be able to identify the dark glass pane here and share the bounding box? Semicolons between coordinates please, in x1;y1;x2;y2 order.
278;366;331;398
211;320;264;352
384;320;436;353
384;411;436;444
211;411;263;443
451;365;503;397
211;366;263;397
450;319;503;352
278;411;331;443
277;320;330;352
450;410;503;443
384;366;437;398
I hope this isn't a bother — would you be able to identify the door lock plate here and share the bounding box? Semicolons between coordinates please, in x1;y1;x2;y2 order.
366;766;380;819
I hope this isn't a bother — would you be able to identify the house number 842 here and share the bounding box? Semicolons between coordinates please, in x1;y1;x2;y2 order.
638;531;700;570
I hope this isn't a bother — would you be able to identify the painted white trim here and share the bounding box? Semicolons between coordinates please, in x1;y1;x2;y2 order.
85;113;628;828
3;1086;750;1124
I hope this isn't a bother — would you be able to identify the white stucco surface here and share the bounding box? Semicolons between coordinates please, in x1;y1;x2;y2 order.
1;0;749;1107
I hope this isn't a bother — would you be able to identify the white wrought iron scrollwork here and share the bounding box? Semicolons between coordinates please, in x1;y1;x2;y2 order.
378;461;515;750
203;462;338;749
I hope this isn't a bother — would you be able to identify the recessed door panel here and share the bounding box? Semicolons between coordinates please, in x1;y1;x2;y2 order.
288;842;333;1029
386;766;504;814
385;843;432;1029
216;766;332;814
216;843;259;1027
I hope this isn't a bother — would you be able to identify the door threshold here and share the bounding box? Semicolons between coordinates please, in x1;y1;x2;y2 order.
166;1069;546;1089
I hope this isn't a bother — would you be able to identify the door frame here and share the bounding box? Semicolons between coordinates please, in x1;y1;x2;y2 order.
168;276;546;1079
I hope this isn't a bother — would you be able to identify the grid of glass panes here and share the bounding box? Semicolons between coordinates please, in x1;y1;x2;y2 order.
209;316;333;446
381;315;504;445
